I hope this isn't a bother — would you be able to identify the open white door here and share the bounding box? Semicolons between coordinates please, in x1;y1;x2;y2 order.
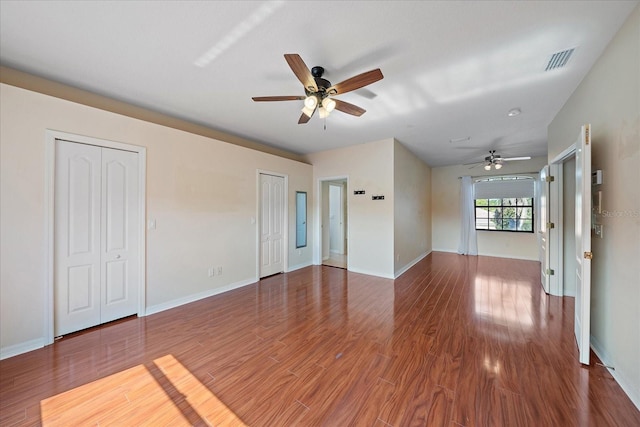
575;124;592;365
539;165;550;294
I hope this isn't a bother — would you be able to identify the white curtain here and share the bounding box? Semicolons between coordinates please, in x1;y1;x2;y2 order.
458;176;478;255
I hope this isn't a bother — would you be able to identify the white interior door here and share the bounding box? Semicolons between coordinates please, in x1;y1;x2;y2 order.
55;140;139;336
260;173;284;278
55;141;102;335
101;147;139;323
575;124;592;365
539;165;550;294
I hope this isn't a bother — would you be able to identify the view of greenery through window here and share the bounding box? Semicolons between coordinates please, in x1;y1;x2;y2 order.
475;198;534;232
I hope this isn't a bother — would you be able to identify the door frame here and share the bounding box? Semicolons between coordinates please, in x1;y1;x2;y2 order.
549;143;578;298
314;176;349;267
44;130;147;344
256;170;289;278
540;163;563;296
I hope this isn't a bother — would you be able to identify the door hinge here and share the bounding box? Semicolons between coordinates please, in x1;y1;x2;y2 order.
546;268;555;275
545;176;555;182
547;222;555;229
585;124;590;145
584;251;593;260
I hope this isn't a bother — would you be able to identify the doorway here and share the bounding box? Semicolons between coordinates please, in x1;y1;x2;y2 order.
321;179;348;269
45;130;146;344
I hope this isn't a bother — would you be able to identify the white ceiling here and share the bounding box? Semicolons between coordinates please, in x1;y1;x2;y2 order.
1;1;636;167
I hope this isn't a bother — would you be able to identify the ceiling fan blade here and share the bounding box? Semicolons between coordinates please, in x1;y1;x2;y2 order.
284;54;318;92
503;156;532;161
334;99;366;116
328;69;383;95
298;108;316;124
252;96;305;102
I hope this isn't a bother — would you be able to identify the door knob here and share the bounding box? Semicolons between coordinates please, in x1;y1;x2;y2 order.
115;254;121;259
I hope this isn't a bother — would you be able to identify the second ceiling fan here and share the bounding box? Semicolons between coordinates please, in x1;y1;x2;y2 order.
467;150;532;170
252;54;383;124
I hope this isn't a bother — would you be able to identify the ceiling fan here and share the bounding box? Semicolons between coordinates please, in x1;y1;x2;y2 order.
467;150;531;170
252;54;383;124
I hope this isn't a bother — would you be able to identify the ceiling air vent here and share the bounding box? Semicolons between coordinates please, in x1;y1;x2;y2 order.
545;48;575;71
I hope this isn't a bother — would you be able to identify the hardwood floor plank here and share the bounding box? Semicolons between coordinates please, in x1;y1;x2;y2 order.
1;253;639;426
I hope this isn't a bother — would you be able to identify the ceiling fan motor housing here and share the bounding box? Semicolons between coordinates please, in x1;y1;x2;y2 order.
307;66;333;98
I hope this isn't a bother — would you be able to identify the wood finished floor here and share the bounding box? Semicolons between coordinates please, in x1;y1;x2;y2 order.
1;252;639;426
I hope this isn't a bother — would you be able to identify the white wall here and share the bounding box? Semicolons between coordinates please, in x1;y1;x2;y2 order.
305;139;395;278
393;140;432;276
431;157;548;260
0;83;313;357
548;4;640;408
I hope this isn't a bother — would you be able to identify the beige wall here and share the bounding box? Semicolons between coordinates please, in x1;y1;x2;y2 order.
393;141;432;276
548;5;640;407
431;157;548;260
0;83;313;357
305;139;395;278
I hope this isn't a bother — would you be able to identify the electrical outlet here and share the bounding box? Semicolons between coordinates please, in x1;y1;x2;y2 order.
217;266;223;276
208;267;214;277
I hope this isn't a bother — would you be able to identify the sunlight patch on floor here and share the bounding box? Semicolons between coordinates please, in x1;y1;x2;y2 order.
40;354;246;426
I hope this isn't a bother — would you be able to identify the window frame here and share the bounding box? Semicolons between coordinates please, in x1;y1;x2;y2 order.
473;176;535;233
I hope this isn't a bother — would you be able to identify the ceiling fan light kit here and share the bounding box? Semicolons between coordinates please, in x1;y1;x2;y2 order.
304;96;318;110
253;54;383;124
322;97;336;112
472;149;529;170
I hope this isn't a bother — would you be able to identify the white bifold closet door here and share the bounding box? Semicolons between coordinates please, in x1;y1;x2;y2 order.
54;140;139;336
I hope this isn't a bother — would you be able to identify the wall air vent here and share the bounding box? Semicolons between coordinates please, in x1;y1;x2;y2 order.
545;48;575;71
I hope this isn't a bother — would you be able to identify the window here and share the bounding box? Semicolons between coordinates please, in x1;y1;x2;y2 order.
474;176;534;233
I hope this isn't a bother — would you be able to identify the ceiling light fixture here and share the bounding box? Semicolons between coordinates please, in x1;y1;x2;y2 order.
304;95;318;109
508;108;521;117
483;150;505;170
322;97;336;112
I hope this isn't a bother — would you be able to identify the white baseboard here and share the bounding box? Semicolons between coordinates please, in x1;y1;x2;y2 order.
394;251;431;279
432;248;457;253
286;261;313;272
431;248;537;261
591;335;640;411
347;266;395;280
145;278;256;316
483;253;538;261
0;338;45;360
